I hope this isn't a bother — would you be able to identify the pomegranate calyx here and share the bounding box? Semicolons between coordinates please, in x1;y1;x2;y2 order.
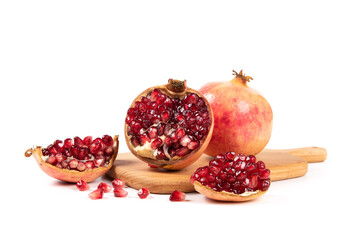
24;148;34;157
232;69;253;86
166;79;187;93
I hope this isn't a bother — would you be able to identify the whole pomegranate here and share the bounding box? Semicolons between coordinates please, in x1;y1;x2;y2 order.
125;79;214;170
199;70;273;156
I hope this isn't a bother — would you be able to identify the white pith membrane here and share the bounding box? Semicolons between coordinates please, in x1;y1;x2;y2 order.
126;88;211;163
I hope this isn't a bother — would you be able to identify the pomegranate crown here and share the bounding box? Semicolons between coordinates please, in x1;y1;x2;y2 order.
232;70;253;84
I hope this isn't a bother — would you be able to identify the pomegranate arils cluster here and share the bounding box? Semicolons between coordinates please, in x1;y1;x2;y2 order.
190;152;271;194
126;89;211;160
42;135;115;171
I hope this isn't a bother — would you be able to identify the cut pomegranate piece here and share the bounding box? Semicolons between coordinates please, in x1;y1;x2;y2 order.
25;135;119;183
137;188;150;199
190;152;271;201
124;79;214;170
89;189;104;200
76;180;89;191
169;190;186;201
114;188;128;198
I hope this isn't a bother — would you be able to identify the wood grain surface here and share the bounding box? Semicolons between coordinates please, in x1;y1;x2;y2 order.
107;147;326;193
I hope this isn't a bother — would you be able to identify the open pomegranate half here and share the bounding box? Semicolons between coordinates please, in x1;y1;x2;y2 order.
25;135;119;183
125;79;214;170
190;152;271;201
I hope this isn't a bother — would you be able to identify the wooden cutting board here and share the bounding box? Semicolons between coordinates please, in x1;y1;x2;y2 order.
107;147;327;193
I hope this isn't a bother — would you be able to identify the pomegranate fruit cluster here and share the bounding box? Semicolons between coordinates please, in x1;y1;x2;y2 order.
125;79;214;170
190;152;271;195
42;135;115;171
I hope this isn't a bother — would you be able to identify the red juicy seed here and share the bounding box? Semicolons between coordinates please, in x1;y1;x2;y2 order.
160;110;172;122
234;153;246;161
241;178;250;188
114;188;128;198
42;148;49;156
180;135;191;147
249;174;260;189
69;159;79;169
236;171;247;181
227;175;236;184
82;136;92;147
207;172;215;182
131;122;142;135
76;180;89;191
169;190;186;201
219;170;227;180
139;133;151;145
176;128;185;139
131;137;140;147
104;146;114;156
209;165;221;175
92;138;105;150
197;167;209;177
78;148;87;160
260;179;271;191
64;138;73;148
61;160;69;168
70;145;79;157
225;152;235;160
151;138;163;149
47;154;57;165
102;135;113;147
157;123;165;135
175;147;190;157
164;136;172;146
55;153;66;163
170;132;179;143
188;140;199;150
190;173;200;184
98;182;112;193
89;189;103;200
259;169;271;179
148;101;158;110
94;156;105;167
196;98;205;108
77;162;86;171
156;93;166;103
137;188;150;199
246;155;256;163
163;97;173;108
209;159;223;167
48;146;58;155
156;149;166;160
53;140;64;153
74;136;84;147
89;142;101;154
63;148;72;157
138;103;147;113
150;89;159;101
85;161;95;169
234;160;246;171
158;105;166;113
148;127;158;139
257;161;266;169
112;179;125;189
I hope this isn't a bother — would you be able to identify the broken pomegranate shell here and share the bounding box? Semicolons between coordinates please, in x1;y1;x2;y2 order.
25;135;119;183
124;79;214;170
190;152;271;202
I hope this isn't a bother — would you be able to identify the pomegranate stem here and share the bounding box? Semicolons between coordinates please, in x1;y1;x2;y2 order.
232;70;253;85
166;79;187;93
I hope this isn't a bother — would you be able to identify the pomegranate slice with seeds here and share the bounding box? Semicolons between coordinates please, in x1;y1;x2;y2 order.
25;135;119;183
190;152;271;202
125;79;214;170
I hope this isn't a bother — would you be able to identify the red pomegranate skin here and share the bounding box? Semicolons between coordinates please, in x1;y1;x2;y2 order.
199;71;273;156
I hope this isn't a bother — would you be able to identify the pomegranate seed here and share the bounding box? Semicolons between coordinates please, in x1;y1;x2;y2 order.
83;136;93;147
55;153;66;163
76;180;89;191
85;161;95;169
169;190;186;201
69;159;79;169
98;182;112;193
61;160;69;168
89;189;103;200
92;138;105;150
176;147;190;157
191;152;271;194
137;188;150;199
78;148;87;160
188;140;199;150
112;179;125;189
139;133;151;145
70;145;79;158
76;162;86;171
151;138;163;149
47;154;57;165
94;156;105;167
114;188;128;198
131;137;140;147
64;138;73;148
63;148;71;157
104;146;114;156
48;145;58;155
74;136;84;147
89;142;101;154
102;135;113;146
53;140;64;153
42;148;49;156
148;127;158;139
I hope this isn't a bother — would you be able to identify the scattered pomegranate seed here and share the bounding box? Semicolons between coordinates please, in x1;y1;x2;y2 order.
137;188;150;199
112;179;125;189
114;188;128;198
169;190;186;201
97;182;112;193
76;180;89;191
89;189;104;200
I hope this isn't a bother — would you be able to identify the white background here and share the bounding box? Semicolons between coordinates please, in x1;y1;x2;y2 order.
1;0;359;239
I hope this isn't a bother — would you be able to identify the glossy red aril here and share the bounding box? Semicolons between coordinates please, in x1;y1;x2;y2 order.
114;188;128;198
190;152;271;201
98;182;112;193
76;180;89;191
125;79;214;170
137;188;150;199
25;135;119;183
112;178;125;189
89;189;104;200
169;190;186;201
